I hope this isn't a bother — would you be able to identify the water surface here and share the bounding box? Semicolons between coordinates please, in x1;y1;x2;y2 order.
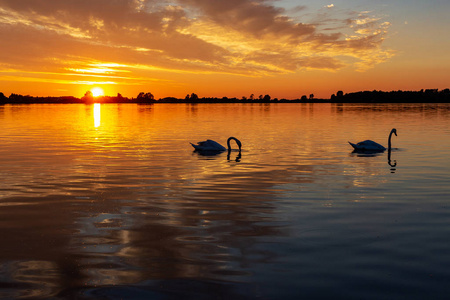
0;103;449;299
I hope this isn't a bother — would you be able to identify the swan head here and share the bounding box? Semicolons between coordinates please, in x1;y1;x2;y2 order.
392;128;397;136
227;137;242;151
235;139;242;150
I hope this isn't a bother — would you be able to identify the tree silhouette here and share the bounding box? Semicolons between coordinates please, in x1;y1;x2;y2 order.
137;92;154;101
190;93;198;100
81;90;94;102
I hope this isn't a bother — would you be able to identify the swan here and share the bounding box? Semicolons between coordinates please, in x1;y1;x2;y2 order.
191;137;242;152
349;128;397;152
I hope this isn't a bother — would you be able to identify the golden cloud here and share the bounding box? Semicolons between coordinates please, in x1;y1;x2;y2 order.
0;0;394;82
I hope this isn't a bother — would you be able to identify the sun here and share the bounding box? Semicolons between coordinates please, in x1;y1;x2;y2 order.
91;87;104;97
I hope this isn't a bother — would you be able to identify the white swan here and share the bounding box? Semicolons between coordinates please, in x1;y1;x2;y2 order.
191;137;242;152
349;128;397;152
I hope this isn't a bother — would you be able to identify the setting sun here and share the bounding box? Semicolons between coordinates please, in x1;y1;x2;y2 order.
91;87;104;97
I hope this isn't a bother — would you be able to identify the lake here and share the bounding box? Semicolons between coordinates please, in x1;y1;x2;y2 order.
0;103;449;299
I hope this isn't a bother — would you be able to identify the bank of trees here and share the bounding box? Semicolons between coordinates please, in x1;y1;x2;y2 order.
1;89;449;104
331;89;450;103
0;91;157;104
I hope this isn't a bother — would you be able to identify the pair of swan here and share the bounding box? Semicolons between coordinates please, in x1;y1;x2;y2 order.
349;128;397;152
191;128;398;154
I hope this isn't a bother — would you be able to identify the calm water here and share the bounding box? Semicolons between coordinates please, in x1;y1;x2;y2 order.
0;103;449;299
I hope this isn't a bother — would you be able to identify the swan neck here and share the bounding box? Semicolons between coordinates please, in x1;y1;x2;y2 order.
227;137;241;151
388;130;394;149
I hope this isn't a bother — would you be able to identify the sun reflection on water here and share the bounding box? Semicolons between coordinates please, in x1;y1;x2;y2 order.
94;103;101;127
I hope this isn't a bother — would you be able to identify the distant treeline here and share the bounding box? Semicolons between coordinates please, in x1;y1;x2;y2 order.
331;89;450;103
0;92;154;104
1;89;449;104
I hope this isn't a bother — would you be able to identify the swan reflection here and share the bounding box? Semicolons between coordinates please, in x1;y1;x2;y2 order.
350;150;384;157
193;150;222;157
193;148;242;162
227;149;241;162
388;147;397;173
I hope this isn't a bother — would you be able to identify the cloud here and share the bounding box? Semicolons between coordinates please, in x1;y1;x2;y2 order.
0;0;394;83
177;0;315;41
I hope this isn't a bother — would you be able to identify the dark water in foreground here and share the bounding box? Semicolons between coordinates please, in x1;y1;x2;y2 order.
0;103;449;299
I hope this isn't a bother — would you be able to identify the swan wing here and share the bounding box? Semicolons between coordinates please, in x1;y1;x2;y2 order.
191;139;226;151
350;140;386;151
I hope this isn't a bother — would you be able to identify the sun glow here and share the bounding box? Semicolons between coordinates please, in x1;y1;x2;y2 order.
91;87;104;97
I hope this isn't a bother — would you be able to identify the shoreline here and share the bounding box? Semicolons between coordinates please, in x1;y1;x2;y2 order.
1;100;449;104
1;89;449;104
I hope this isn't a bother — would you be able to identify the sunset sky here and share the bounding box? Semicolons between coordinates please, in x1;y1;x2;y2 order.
0;0;448;99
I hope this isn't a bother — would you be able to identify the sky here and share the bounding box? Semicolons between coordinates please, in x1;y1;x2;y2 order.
0;0;449;99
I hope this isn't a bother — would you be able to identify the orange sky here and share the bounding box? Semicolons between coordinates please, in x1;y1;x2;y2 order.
0;0;449;99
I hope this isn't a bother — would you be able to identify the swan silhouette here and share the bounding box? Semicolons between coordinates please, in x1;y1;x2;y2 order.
191;137;242;152
349;128;397;152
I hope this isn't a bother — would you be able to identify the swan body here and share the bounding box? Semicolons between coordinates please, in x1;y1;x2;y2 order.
349;128;397;152
191;137;242;152
348;140;386;151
